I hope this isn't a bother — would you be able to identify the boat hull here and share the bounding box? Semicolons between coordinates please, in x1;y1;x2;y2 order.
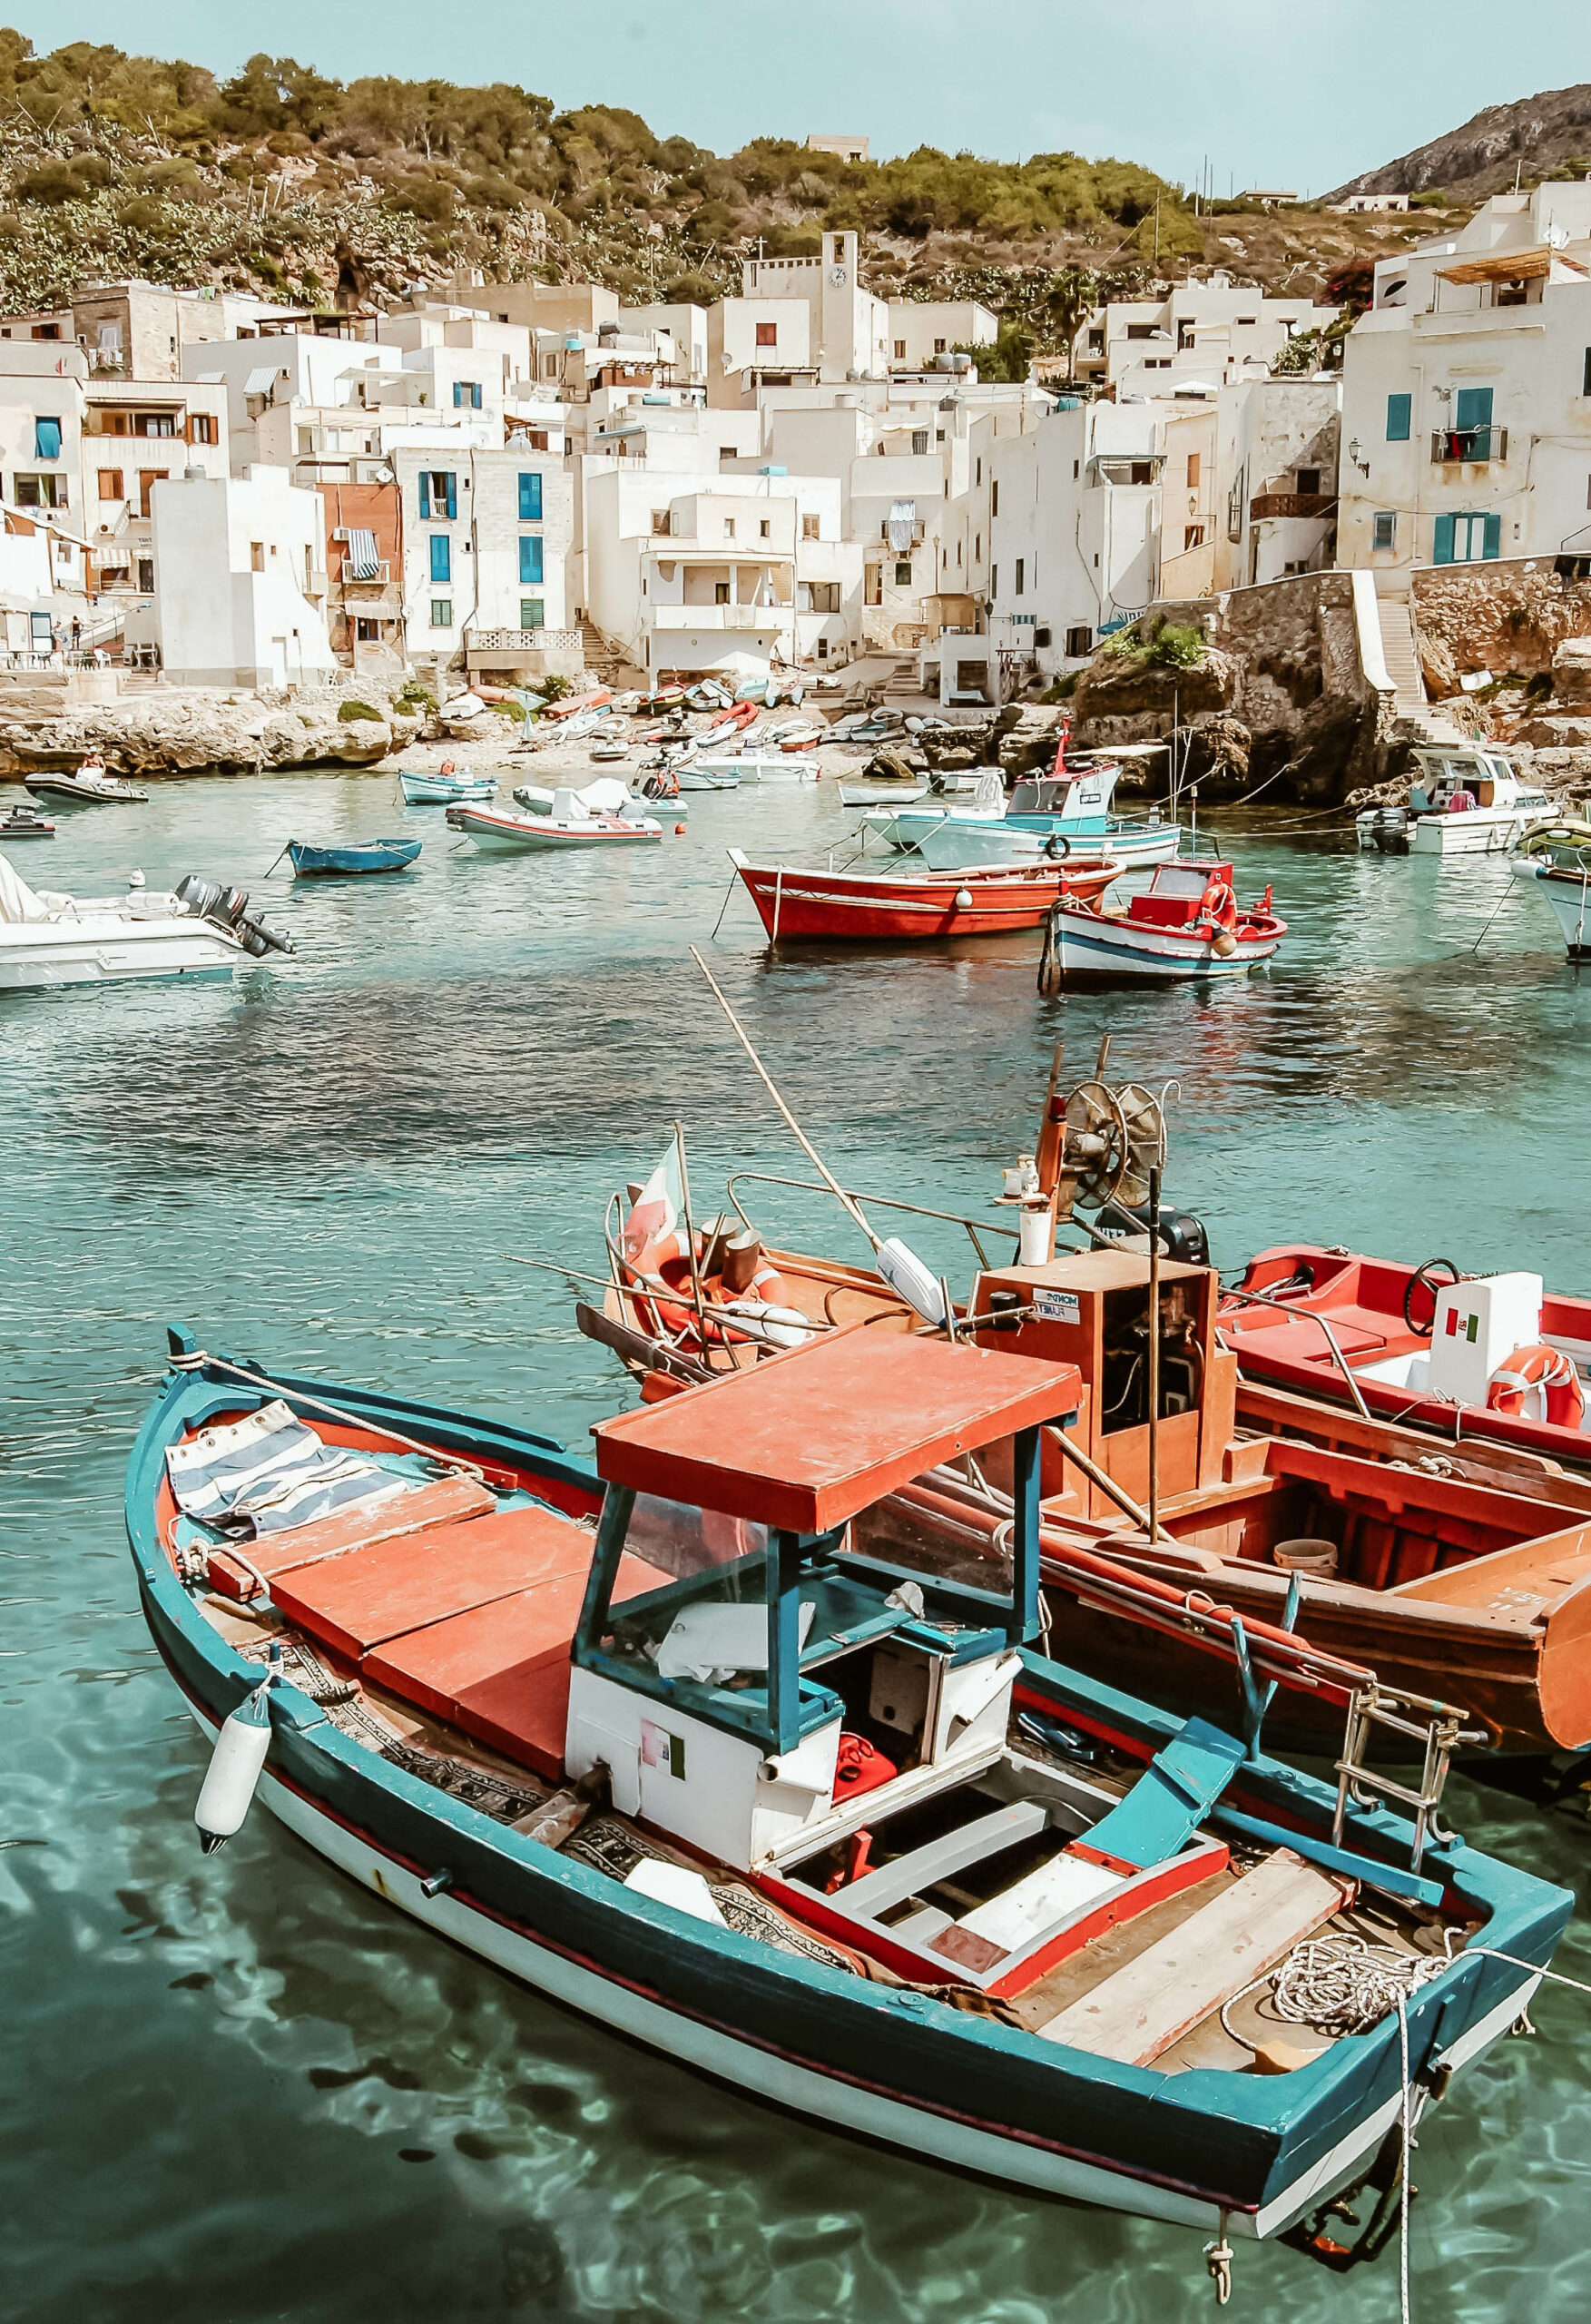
696;756;819;784
1051;906;1280;980
919;822;1182;872
0;915;245;990
1510;858;1591;957
731;852;1120;940
399;774;497;804
24;775;148;806
127;1354;1564;2244
447;804;661;851
1411;812;1540;856
287;841;421;875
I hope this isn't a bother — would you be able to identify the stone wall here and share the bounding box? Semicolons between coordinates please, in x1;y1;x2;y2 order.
1069;571;1393;803
1412;559;1591;693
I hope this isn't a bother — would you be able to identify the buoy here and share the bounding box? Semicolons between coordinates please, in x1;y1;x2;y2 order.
953;887;974;911
127;869;145;889
194;1656;276;1854
675;822;686;834
875;1236;948;1324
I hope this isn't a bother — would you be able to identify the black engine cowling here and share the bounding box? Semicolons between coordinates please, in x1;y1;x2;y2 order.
1094;1197;1210;1265
173;873;295;958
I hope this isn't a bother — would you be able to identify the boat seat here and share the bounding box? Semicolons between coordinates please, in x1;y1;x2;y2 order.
204;1473;498;1599
1071;1717;1245;1877
270;1501;599;1660
362;1551;669;1778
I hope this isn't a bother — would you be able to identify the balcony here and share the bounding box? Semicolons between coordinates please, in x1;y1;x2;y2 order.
338;560;393;592
466;626;581;655
1430;426;1508;465
1249;491;1339;521
648;604;786;632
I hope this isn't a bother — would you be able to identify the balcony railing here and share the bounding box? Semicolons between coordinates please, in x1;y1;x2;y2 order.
1249;491;1339;521
1431;426;1508;464
649;604;787;631
338;561;392;590
465;626;581;655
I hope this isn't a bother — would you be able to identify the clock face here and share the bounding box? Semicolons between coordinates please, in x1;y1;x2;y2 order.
830;267;848;285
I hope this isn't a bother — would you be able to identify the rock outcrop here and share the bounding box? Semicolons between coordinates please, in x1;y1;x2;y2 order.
0;686;416;778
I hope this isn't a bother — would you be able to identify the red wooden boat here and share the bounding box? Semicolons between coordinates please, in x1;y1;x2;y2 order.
1221;1246;1591;1469
728;848;1120;943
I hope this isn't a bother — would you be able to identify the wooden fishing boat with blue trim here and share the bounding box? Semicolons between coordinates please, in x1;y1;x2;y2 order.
729;849;1121;943
286;839;422;876
127;1323;1568;2273
399;770;497;804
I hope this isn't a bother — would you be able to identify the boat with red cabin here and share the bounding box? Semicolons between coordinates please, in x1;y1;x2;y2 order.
1040;859;1285;982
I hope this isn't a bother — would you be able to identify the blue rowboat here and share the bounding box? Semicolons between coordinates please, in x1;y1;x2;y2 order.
127;1324;1569;2267
286;839;421;876
400;772;497;804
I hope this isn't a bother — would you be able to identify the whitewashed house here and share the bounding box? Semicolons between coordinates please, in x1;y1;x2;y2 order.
147;464;336;689
388;441;571;680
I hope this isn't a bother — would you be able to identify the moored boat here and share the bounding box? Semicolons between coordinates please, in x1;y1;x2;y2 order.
1358;744;1554;857
699;754;820;784
1040;859;1284;982
447;793;663;852
128;1325;1569;2265
0;802;55;839
399;770;497;804
286;838;422;876
1508;824;1591;957
869;739;1181;868
26;761;149;807
729;847;1121;942
0;857;292;990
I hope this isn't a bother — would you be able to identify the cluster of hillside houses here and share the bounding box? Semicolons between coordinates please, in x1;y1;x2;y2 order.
2;174;1590;698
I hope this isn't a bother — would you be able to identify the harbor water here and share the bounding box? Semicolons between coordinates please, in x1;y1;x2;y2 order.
5;768;1591;2322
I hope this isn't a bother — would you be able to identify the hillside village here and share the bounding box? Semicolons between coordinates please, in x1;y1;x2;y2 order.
5;39;1591;796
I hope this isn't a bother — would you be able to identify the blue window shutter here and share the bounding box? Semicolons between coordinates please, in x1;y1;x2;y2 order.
445;474;457;519
430;534;451;584
1386;393;1411;442
1455;387;1492;431
418;472;430;519
1482;513;1502;560
1432;513;1456;564
472;383;482;409
518;472;542;521
452;382;462;409
519;536;544;586
34;416;61;460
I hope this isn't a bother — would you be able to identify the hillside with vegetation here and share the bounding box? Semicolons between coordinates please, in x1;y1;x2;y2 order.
0;32;1486;355
1329;82;1591;204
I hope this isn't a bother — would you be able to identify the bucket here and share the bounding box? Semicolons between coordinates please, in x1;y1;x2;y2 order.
1017;1202;1053;1267
1272;1537;1338;1579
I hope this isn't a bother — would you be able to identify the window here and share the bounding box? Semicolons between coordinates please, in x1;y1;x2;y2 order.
801;512;820;539
1186;451;1201;487
1454;388;1493;434
518;472;543;521
15;474;67;508
136;412;175;438
991;480;999;515
1183;525;1205;550
1236;316;1255;327
1386;393;1412;442
1125;323;1155;340
798;580;841;613
865;566;881;606
714;581;730;605
454;381;483;409
430;598;452;627
544;354;557;379
755;321;778;348
723;517;735;538
894;559;912;586
933;338;946;355
990;564;997;597
893;340;906;359
33;416;61;460
519;536;544;585
1014;556;1025;595
1432;511;1502;564
137;556;154;594
1065;625;1093;657
975;458;981;486
1584;349;1591;396
974;533;980;561
430;535;452;584
1296;467;1321;495
33;322;59;340
1086;328;1105;351
97;468;123;501
418;470;457;519
760;518;771;538
1130;462;1154;486
137;470;164;517
520;598;545;630
250;541;265;573
911;429;928;455
192;414;217;445
719;446;735;461
1372;511;1398;549
355;617;379;644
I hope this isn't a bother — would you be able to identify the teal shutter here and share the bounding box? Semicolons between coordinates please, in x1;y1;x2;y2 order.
519;536;544;585
1386;393;1412;441
418;472;430;519
430;535;451;584
444;474;457;519
518;472;542;521
1482;513;1502;560
34;416;61;459
1455;388;1492;430
1433;514;1456;564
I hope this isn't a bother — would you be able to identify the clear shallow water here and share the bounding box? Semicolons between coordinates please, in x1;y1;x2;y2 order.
5;768;1591;2322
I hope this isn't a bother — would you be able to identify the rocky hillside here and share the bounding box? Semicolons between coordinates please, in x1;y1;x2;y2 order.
0;32;1444;349
1329;82;1591;204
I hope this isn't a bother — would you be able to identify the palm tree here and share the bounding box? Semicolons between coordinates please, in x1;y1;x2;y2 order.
1042;265;1097;380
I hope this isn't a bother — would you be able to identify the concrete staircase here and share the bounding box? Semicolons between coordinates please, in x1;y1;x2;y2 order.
1376;594;1465;743
578;617;628;689
882;654;922;700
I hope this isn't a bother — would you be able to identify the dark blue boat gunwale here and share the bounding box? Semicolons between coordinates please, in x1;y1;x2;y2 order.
124;1344;1571;2230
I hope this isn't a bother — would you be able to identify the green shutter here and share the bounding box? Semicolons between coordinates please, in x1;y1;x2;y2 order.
1433;513;1456;564
1455;388;1493;431
1386;393;1411;441
1482;513;1502;560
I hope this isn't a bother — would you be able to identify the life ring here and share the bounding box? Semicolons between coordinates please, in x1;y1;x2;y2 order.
1043;832;1072;861
624;1236;803;1352
1199;876;1238;936
1486;1344;1586;1429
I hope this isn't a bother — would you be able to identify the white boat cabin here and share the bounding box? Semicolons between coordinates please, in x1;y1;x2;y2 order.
1408;746;1549;821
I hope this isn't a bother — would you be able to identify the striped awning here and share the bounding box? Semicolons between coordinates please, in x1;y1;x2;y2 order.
344;527;380;580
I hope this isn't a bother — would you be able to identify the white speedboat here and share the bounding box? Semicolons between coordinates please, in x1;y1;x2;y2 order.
693;753;820;784
1372;746;1555;856
447;791;663;852
0;859;292;991
868;758;1180;866
25;764;149;807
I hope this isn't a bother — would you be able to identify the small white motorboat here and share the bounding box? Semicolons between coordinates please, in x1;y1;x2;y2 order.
25;761;149;807
1508;823;1591;957
513;775;663;817
1365;745;1556;856
0;858;293;991
447;790;663;852
695;754;820;785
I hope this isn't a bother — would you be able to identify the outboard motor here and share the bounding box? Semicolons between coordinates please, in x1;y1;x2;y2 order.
1095;1196;1210;1265
173;873;295;958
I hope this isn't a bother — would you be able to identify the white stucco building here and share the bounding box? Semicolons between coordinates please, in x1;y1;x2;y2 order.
149;464;336;688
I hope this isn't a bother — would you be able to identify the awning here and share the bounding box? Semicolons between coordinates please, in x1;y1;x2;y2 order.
242;366;280;397
1436;245;1586;285
344;528;380;580
194;370;225;385
886;498;917;551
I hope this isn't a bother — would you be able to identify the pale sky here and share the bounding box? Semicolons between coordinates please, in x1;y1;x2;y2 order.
15;2;1591;198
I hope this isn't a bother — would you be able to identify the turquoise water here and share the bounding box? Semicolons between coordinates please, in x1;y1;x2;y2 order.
5;768;1591;2321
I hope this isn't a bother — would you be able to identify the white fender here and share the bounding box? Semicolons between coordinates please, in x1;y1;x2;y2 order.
875;1236;948;1324
195;1677;273;1854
